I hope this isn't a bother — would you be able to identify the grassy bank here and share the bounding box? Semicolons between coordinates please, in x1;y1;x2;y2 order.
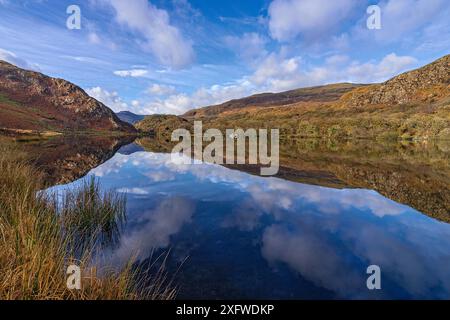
0;139;175;300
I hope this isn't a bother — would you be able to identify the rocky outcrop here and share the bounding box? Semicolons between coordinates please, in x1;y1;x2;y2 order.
345;55;450;106
0;60;136;133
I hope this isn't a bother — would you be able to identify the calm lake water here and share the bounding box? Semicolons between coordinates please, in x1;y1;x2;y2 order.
42;138;450;300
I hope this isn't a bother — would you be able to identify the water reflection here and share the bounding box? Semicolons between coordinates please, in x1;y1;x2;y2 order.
47;148;450;299
137;137;450;223
18;135;135;186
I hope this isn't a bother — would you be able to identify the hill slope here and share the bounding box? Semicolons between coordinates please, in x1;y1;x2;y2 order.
181;55;449;141
116;111;145;125
344;54;450;107
0;61;136;134
135;114;192;137
184;83;364;118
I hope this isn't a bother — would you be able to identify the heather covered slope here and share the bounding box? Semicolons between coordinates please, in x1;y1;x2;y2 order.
135;114;192;137
343;54;450;107
184;83;364;118
183;55;450;141
0;61;136;134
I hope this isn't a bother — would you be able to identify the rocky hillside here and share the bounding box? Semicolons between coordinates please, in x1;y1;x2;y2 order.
344;55;450;107
179;55;449;141
0;60;136;134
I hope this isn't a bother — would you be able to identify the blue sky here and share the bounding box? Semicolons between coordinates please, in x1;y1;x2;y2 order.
0;0;449;115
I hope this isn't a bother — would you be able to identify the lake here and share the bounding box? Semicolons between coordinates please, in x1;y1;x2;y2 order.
36;136;450;300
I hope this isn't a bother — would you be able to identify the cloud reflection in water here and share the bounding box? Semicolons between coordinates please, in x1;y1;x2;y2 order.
48;150;450;299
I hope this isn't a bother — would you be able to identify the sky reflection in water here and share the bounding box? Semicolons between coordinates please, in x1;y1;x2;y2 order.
47;149;450;300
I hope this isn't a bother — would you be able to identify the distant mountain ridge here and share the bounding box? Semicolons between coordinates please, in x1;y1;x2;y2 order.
146;54;450;141
184;83;364;118
0;60;135;134
116;111;146;125
184;55;449;119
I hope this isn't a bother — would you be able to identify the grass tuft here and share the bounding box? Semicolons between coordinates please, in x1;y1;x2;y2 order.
0;138;175;300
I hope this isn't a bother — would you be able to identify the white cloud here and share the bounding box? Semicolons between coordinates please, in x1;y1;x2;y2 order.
139;81;254;115
373;0;448;42
100;0;194;68
92;51;417;116
86;86;129;112
147;83;176;96
0;48;40;71
247;52;418;92
268;0;359;41
250;52;303;90
346;0;450;52
345;53;418;83
129;52;418;115
113;69;148;77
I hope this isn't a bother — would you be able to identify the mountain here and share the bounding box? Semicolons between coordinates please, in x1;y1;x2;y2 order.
184;83;364;118
181;55;449;141
0;60;136;134
116;111;146;125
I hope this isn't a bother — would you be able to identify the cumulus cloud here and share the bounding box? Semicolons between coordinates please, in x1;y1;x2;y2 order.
86;86;129;112
100;0;194;68
127;52;417;115
268;0;359;41
91;51;417;116
250;52;303;90
344;53;418;83
147;83;176;96
371;0;448;43
248;52;418;92
139;81;254;115
0;48;40;71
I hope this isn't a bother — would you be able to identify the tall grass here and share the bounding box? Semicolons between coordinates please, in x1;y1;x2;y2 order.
0;139;176;300
59;177;127;254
